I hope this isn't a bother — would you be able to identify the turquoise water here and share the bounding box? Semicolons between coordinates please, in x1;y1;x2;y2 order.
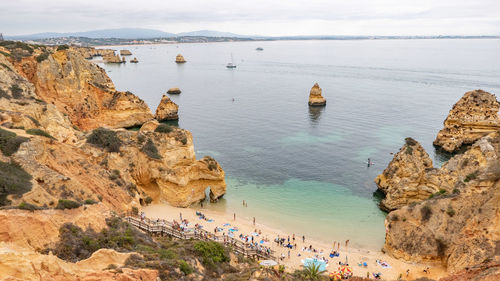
96;39;500;249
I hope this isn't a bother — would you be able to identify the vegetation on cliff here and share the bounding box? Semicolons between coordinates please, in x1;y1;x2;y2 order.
0;128;28;156
0;160;32;206
87;127;122;152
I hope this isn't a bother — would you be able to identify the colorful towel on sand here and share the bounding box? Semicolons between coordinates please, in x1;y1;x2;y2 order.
223;223;231;227
377;260;391;268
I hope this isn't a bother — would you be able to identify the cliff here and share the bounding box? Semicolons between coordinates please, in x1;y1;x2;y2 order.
7;46;153;130
374;138;435;211
154;95;179;121
434;90;500;152
308;83;326;106
383;132;500;273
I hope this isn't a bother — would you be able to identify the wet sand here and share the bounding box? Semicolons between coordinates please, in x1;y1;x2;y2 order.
143;203;446;280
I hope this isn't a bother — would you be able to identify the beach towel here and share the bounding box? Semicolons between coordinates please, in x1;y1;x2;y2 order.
223;223;230;227
377;260;392;268
207;219;214;222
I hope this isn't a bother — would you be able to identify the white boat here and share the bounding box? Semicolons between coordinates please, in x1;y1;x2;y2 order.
226;54;237;68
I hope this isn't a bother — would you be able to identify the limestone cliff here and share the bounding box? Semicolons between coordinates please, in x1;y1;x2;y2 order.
434;90;500;152
29;48;152;129
75;47;116;59
154;95;179;121
308;83;326;106
383;132;500;273
374;138;435;211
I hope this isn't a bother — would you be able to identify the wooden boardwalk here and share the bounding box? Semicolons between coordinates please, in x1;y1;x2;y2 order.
125;216;276;260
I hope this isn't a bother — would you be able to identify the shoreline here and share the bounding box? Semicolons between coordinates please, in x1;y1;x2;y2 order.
142;203;447;280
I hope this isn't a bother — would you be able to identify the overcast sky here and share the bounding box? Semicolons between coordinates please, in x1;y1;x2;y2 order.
2;0;500;36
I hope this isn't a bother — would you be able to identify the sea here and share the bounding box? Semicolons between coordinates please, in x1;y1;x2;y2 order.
95;39;500;250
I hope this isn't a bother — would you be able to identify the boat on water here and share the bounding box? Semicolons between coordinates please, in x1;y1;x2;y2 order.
256;47;264;51
226;54;237;68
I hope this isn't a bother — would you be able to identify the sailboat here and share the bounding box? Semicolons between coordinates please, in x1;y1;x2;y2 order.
226;53;236;69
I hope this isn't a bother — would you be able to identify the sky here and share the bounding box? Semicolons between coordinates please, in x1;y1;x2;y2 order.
2;0;500;36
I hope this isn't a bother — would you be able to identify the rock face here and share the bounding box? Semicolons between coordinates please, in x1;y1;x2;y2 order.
374;138;435;211
75;47;116;59
308;83;326;106
9;47;153;130
154;95;179;121
167;87;181;94
103;53;123;63
434;90;500;152
383;132;500;273
120;50;132;56
175;54;186;63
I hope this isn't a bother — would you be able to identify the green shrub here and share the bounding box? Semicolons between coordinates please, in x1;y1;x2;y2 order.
56;199;82;210
194;241;229;265
36;52;50;62
131;206;139;215
180;137;187;145
405;146;413;155
87;128;122;152
0;161;32;206
0;128;29;156
438;189;446;194
436;238;448;257
136;134;145;145
18;201;43;211
141;139;161;159
155;124;173;133
405;137;418;146
452;188;460;194
109;169;120;180
446;206;455;217
464;172;477;182
179;260;193;275
145;196;153;204
421;205;432;222
84;199;98;205
10;85;23;99
26;128;55;139
56;45;69;51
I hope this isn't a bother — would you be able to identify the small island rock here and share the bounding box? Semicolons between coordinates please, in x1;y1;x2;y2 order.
120;49;132;56
175;54;186;63
167;87;181;94
308;83;326;106
155;95;179;121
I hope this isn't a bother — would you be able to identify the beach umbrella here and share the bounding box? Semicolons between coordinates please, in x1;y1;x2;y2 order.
339;265;353;277
329;271;342;281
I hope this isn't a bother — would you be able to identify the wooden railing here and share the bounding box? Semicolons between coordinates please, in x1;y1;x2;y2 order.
124;216;276;260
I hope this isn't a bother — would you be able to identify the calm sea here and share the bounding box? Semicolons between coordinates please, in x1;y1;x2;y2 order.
96;39;500;249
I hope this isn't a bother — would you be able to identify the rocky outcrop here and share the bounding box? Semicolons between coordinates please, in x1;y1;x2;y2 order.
130;57;139;63
374;138;435;211
103;53;123;63
120;50;132;56
154;95;179;121
383;132;500;273
438;262;500;281
167;87;181;94
93;125;226;207
434;90;500;152
175;54;186;63
308;83;326;106
6;47;153;130
75;47;116;59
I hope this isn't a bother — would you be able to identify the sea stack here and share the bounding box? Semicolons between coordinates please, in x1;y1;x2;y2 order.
120;49;132;56
433;89;500;152
103;53;123;63
155;95;179;121
167;87;181;94
175;54;186;63
308;83;326;106
130;57;139;63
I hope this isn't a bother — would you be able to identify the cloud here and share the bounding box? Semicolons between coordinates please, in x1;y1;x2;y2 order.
2;0;500;36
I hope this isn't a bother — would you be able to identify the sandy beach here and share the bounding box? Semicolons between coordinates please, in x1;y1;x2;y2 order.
143;203;446;280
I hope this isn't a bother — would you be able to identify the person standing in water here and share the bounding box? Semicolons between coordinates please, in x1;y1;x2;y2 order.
367;158;371;167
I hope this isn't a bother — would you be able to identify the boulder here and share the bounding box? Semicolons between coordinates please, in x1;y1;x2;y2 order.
308;83;326;106
434;90;500;152
155;95;179;121
130;57;139;63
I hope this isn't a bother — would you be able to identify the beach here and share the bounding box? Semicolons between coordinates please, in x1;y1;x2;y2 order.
143;203;447;280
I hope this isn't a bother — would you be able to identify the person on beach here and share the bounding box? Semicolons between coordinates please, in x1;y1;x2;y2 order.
345;239;349;249
233;213;236;221
292;234;295;242
180;212;182;221
242;200;245;206
406;269;410;277
302;235;305;243
253;217;255;226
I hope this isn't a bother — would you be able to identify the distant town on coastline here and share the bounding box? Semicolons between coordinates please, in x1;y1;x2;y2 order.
2;28;499;46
